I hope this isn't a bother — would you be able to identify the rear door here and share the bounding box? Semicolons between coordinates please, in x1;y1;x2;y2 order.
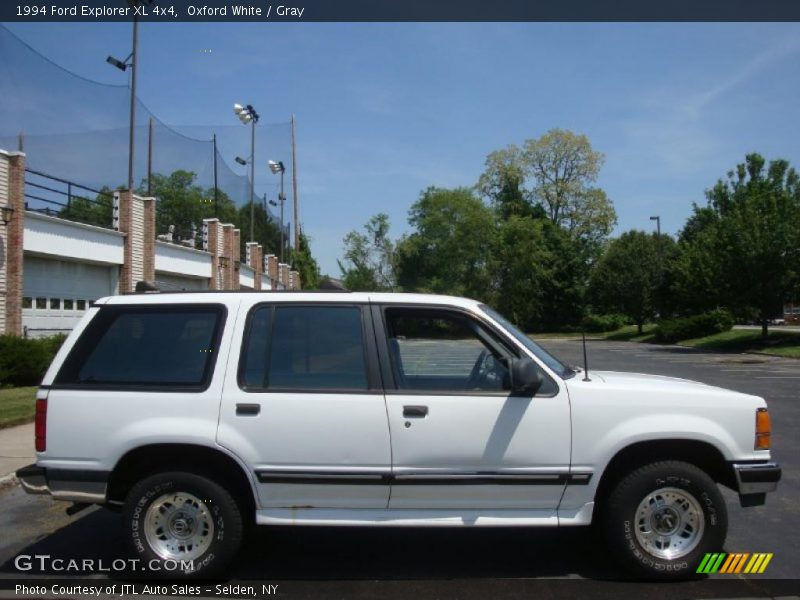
217;300;392;509
375;304;572;510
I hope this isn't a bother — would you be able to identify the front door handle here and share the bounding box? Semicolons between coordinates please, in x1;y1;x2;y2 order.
403;405;428;418
236;403;261;416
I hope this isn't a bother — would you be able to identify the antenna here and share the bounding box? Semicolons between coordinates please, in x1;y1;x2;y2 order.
581;330;591;382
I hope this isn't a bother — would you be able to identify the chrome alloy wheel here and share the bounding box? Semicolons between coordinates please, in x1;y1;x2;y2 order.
144;492;215;561
633;486;705;560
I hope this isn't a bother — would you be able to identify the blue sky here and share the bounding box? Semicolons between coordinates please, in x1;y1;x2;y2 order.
3;22;800;275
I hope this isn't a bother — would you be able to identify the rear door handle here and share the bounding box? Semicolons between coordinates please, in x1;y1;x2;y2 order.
236;403;261;416
403;405;428;418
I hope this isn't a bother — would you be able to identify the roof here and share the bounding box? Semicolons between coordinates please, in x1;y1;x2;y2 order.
98;291;483;310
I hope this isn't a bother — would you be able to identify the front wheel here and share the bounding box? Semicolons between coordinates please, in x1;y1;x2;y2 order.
123;471;243;578
603;460;728;579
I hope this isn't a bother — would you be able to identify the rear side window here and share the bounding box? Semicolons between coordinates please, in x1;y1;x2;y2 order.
55;305;225;390
240;305;368;391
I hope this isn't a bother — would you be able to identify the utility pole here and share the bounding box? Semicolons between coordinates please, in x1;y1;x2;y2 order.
291;114;299;250
213;134;219;217
249;115;255;242
146;117;153;195
127;7;139;192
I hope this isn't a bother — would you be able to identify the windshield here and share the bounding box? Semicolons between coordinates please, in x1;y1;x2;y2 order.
479;304;574;379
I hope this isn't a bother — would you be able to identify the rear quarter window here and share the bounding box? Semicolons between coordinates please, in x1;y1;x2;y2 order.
54;304;226;390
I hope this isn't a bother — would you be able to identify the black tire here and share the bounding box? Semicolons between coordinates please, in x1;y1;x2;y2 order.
602;460;727;580
123;471;243;579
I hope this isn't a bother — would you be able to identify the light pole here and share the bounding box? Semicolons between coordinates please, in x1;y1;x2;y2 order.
649;215;661;237
233;103;260;242
650;215;663;317
269;160;286;262
106;1;151;191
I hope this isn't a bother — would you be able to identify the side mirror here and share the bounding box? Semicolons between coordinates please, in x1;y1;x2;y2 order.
509;358;543;394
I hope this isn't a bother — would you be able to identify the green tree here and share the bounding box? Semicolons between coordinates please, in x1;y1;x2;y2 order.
145;171;236;247
476;146;536;220
523;129;615;241
477;130;616;261
678;154;800;336
143;171;289;262
492;216;585;331
235;202;283;260
58;186;115;228
395;187;495;299
289;230;321;289
338;213;396;291
590;231;676;333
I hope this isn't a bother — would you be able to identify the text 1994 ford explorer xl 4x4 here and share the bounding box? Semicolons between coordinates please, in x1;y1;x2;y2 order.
16;291;780;579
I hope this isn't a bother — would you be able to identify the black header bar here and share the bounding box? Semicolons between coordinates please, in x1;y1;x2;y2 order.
2;0;800;23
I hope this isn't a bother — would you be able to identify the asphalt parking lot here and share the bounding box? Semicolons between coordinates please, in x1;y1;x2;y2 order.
0;339;797;599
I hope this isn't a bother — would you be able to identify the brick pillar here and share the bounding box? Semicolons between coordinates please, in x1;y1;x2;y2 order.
1;151;25;335
114;191;155;293
221;224;234;290
246;242;263;290
202;218;221;290
142;196;155;284
278;263;290;289
290;270;301;290
265;254;278;288
232;229;241;291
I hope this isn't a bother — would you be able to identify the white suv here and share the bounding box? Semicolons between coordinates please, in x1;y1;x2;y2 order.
17;291;780;579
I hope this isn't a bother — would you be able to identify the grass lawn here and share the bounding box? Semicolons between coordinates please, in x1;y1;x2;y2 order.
531;324;658;343
604;324;658;343
679;329;800;358
0;386;37;429
529;332;595;340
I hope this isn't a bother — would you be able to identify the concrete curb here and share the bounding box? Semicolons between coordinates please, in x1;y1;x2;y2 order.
0;472;19;491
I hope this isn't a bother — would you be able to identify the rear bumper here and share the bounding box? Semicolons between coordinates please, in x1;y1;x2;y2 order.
732;462;781;507
16;464;48;495
16;464;109;504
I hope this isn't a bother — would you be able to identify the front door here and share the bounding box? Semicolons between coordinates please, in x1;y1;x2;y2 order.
377;305;572;510
217;301;391;509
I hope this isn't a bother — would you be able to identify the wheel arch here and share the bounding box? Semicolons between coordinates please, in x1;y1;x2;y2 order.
593;438;733;512
107;443;257;519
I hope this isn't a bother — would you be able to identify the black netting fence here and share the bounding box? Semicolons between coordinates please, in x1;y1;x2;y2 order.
0;24;292;234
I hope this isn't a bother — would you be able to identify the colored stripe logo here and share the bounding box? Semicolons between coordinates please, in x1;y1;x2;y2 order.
697;552;773;574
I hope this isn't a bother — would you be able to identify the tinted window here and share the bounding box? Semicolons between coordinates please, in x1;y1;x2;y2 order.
240;305;368;391
56;306;223;388
384;309;510;392
241;306;272;388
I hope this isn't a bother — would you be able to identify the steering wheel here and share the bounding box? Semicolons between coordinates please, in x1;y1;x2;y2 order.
466;349;491;389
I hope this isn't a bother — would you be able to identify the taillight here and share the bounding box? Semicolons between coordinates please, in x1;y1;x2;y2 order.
755;407;771;450
34;395;47;452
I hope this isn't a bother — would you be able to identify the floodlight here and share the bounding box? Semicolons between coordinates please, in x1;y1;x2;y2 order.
106;56;128;71
235;156;247;166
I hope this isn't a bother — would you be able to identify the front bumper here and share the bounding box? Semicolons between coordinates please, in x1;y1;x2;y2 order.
16;464;109;503
732;462;781;507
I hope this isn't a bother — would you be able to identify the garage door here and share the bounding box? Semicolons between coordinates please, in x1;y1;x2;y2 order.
22;256;117;337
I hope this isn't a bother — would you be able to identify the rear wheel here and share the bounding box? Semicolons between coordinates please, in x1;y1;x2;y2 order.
603;460;727;579
123;471;243;578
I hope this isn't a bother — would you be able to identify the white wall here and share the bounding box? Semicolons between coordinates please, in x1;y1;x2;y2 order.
155;240;212;279
24;211;124;265
240;264;255;290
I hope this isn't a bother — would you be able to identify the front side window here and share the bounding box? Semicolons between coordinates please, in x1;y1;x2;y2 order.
55;305;224;389
240;305;368;391
384;308;511;393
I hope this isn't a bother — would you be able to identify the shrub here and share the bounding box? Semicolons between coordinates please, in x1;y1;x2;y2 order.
0;334;67;387
655;309;734;343
581;313;629;333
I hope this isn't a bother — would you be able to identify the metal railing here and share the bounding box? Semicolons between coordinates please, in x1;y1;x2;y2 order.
24;168;115;229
